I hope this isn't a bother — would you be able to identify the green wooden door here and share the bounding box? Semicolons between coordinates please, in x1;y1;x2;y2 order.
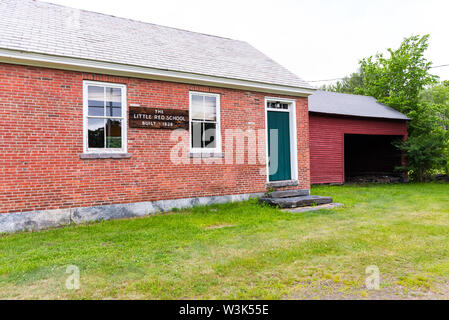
268;111;291;181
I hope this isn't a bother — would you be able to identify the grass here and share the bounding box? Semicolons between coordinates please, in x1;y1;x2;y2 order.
0;183;448;299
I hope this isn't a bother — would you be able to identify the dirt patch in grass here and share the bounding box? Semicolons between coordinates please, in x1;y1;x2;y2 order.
204;224;235;230
286;276;449;300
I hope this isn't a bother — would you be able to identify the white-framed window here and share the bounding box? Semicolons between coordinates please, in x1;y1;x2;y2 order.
83;81;127;154
189;91;221;153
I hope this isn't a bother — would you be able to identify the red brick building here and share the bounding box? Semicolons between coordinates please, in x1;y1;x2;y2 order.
0;0;315;232
309;91;409;184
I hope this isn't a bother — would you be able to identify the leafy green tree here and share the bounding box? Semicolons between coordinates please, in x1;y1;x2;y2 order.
418;83;449;174
395;133;446;182
420;84;449;129
339;35;446;181
356;35;438;116
395;99;448;181
321;71;363;94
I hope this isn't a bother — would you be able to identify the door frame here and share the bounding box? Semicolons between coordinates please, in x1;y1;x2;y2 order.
264;97;298;182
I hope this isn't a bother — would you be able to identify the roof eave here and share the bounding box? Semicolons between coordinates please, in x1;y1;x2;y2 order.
0;48;316;97
309;111;411;121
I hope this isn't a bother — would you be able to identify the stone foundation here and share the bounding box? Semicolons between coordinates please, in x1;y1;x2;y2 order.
0;192;266;234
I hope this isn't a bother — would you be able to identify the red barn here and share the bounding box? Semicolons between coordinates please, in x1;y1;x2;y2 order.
309;91;410;184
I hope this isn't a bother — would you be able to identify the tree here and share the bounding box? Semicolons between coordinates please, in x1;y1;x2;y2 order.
349;35;446;181
418;83;449;175
321;71;363;94
420;83;449;130
395;133;447;181
395;99;448;181
356;35;438;117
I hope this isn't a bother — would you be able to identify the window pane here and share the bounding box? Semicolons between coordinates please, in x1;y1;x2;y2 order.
204;123;216;149
204;96;217;121
106;87;122;117
88;118;105;148
88;86;104;116
268;101;289;110
191;122;202;148
191;95;204;120
106;119;122;148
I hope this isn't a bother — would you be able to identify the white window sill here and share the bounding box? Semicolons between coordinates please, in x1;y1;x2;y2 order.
79;153;132;160
189;152;224;158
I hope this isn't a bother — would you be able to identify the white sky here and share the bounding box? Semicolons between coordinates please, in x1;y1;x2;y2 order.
45;0;449;85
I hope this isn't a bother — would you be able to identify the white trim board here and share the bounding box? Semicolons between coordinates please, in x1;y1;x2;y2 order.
0;48;316;97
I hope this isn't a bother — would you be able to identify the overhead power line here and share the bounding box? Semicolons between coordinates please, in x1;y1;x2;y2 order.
307;63;449;83
431;63;449;69
307;78;345;83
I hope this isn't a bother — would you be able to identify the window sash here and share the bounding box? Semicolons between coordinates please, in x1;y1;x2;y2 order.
87;118;124;150
191;95;217;122
83;81;127;153
190;121;217;149
189;92;221;153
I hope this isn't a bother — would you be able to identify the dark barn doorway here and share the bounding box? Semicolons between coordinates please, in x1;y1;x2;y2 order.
344;134;404;182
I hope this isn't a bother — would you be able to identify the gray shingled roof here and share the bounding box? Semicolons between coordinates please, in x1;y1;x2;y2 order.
309;91;410;120
0;0;313;90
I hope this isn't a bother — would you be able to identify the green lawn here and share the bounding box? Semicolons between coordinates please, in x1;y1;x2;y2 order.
1;183;449;299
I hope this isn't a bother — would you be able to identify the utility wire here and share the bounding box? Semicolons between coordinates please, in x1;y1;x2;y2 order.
307;63;449;83
432;63;449;69
308;78;346;83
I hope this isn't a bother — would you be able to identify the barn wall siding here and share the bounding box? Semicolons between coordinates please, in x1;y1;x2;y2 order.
309;113;407;184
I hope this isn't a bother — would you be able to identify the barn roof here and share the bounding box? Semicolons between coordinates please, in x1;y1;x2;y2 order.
309;91;410;120
0;0;314;95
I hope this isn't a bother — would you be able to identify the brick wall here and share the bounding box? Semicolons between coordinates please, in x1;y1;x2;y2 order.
0;63;310;214
309;112;407;184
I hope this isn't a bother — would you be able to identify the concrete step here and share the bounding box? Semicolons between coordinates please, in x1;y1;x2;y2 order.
259;195;333;209
266;189;310;198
